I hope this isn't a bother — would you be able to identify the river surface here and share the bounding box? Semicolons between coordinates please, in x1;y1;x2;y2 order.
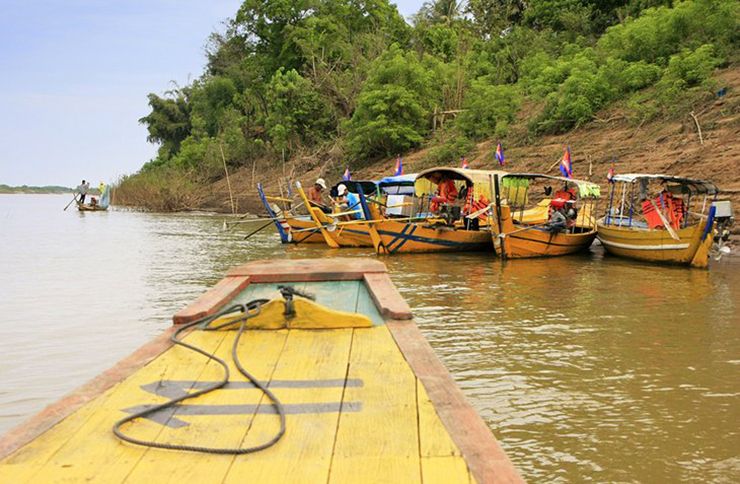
1;194;739;483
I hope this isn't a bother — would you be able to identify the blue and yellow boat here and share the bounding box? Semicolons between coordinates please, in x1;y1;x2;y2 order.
0;259;523;483
369;168;505;254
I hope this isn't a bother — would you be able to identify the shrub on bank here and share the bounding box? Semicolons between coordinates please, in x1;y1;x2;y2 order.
113;166;206;212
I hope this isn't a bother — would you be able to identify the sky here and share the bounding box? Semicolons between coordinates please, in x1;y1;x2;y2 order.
0;0;422;187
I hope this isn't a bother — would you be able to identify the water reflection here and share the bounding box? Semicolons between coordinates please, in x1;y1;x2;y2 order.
1;194;738;483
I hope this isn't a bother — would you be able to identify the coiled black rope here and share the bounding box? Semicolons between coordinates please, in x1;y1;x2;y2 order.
113;299;286;454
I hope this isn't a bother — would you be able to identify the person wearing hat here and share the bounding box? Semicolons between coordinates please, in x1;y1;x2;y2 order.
307;178;332;213
333;184;352;221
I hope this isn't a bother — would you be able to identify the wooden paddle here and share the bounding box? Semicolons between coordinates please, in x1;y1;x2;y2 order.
63;194;78;211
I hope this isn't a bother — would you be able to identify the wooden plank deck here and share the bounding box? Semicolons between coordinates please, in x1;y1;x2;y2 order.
0;259;523;484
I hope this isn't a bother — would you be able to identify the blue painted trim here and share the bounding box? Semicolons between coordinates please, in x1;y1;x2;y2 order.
378;227;490;250
258;183;289;244
355;184;372;220
390;225;416;253
385;224;411;252
701;206;716;242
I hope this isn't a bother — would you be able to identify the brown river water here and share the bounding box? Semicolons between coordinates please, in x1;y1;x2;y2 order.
1;194;739;483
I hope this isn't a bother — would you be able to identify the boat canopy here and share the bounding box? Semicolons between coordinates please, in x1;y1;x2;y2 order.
331;180;377;197
414;167;508;199
378;174;416;195
502;173;601;198
610;173;719;195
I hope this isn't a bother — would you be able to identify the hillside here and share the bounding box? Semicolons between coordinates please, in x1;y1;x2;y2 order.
114;0;740;215
202;64;740;219
0;185;74;194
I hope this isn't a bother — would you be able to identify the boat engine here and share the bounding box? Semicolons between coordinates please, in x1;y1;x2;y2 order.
711;201;733;260
439;204;461;226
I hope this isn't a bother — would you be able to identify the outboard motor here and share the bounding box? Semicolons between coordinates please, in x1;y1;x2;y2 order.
711;201;733;260
439;204;461;226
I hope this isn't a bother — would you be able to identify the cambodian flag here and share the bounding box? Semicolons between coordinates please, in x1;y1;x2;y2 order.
559;147;572;178
394;154;403;176
495;141;505;166
343;166;351;181
461;155;470;169
607;164;614;183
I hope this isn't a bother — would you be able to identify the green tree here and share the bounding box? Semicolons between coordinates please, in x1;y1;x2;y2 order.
138;87;192;162
345;45;434;158
264;68;335;152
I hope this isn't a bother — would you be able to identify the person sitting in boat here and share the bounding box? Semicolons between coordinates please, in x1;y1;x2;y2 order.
333;184;352;221
547;198;577;233
307;178;331;214
548;208;568;233
344;187;363;220
429;173;458;212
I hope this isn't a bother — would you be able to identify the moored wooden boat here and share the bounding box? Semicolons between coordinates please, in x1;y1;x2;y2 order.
0;259;524;484
367;167;502;254
491;174;600;259
257;182;326;244
596;174;722;268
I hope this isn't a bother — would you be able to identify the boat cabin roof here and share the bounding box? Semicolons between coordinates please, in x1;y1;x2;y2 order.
331;180;378;196
332;175;417;196
611;173;719;194
503;173;601;198
416;167;508;186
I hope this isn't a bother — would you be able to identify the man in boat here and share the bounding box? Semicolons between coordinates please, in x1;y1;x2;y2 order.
333;184;352;221
429;173;458;212
547;198;577;233
77;180;89;204
306;178;331;213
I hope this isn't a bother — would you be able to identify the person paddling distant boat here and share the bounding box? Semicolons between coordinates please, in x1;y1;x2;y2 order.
77;180;90;204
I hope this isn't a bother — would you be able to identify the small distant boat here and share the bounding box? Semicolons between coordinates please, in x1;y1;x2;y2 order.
596;174;728;268
77;186;110;211
491;174;601;259
0;259;524;484
366;167;503;254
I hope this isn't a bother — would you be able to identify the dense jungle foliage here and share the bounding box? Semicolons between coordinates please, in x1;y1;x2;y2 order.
128;0;739;203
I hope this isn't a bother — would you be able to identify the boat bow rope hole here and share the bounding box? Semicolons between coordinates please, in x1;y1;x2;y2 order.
113;286;369;454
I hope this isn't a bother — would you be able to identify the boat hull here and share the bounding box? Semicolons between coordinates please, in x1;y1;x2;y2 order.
596;219;711;267
330;224;374;247
76;203;107;211
496;227;597;258
284;217;326;244
0;259;524;484
373;220;492;254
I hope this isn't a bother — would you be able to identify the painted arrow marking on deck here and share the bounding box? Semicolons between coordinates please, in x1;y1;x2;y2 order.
122;379;364;428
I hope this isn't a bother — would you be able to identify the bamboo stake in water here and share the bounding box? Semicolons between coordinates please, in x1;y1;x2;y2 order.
219;143;236;215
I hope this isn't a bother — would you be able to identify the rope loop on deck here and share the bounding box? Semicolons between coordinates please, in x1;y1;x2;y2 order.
112;299;287;454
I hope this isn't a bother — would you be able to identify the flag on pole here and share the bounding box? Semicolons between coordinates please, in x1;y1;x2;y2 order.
607;160;614;183
559;146;572;178
394;154;403;176
343;166;351;181
461;155;470;169
495;141;505;166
